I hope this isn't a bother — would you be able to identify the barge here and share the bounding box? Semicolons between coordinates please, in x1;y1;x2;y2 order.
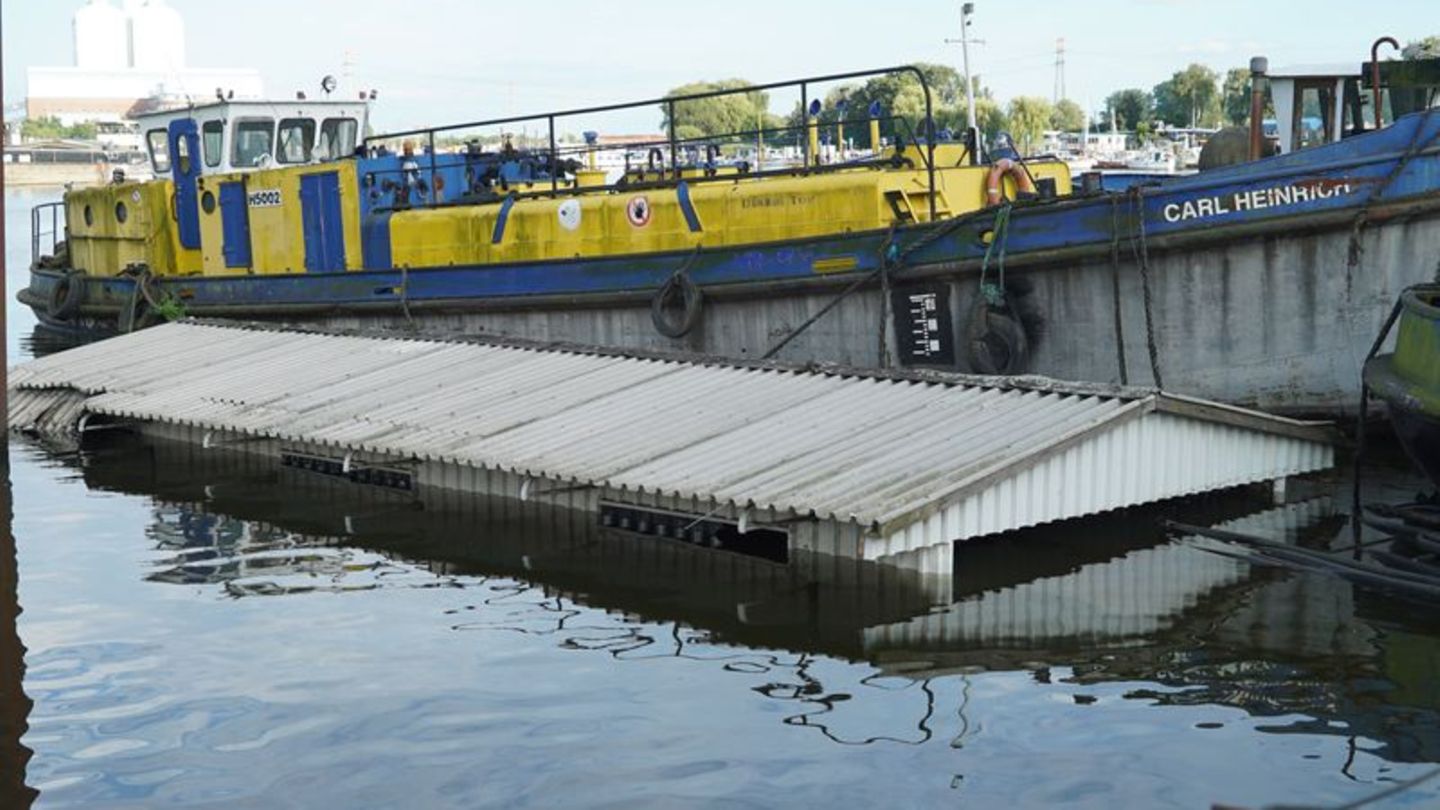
21;58;1440;414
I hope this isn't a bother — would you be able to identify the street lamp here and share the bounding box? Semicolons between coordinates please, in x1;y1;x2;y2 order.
960;3;978;136
946;3;984;164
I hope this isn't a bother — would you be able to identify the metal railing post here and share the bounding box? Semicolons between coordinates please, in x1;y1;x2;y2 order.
427;131;437;205
549;115;559;195
667;100;678;180
919;71;937;220
800;83;810;172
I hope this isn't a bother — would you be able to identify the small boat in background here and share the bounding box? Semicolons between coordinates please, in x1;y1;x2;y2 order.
1364;285;1440;488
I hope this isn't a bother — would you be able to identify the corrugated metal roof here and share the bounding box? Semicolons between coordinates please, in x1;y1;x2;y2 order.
9;322;1335;554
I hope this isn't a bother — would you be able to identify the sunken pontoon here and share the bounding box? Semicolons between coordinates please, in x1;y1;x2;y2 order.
10;322;1334;575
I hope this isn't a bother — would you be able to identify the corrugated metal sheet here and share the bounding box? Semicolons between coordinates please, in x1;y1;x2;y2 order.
864;498;1335;651
9;322;1335;558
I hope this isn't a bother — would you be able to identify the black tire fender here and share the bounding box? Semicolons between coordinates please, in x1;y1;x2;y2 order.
965;298;1031;376
651;270;704;339
46;272;85;321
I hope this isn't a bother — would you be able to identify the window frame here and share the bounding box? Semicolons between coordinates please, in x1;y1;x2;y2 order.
146;128;171;174
317;117;359;161
201;120;225;168
276;117;317;165
231;117;276;168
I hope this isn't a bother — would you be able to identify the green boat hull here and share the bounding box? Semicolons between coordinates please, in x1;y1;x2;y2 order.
1364;284;1440;488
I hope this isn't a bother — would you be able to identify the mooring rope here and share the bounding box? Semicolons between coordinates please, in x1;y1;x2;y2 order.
399;264;414;328
761;211;973;361
876;224;898;369
1128;186;1164;389
1108;195;1130;385
1347;107;1440;270
977;203;1012;307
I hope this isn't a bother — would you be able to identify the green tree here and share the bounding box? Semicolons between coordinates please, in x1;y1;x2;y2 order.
1049;98;1085;132
20;116;97;141
786;63;980;147
1103;88;1152;130
1153;64;1221;128
660;79;770;140
1221;67;1251;125
1005;96;1053;155
1402;35;1440;59
976;97;1008;145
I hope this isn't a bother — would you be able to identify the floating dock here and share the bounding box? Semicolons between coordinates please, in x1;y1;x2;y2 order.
9;322;1335;575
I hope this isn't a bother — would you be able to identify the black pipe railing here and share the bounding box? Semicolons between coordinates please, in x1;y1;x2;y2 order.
365;65;939;220
30;202;65;265
363;114;938;215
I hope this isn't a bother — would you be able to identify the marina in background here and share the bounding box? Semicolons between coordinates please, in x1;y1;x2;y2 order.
4;2;1440;807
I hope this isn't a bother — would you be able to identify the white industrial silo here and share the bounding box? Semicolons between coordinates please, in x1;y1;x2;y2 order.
73;0;129;70
128;0;187;71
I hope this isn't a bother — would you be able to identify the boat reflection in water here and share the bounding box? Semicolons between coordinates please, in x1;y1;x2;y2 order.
68;432;1440;765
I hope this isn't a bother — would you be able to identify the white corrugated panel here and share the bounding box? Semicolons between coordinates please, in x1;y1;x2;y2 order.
863;498;1334;650
9;323;1335;556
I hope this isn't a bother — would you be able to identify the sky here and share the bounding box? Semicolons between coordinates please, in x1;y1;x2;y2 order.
2;0;1437;134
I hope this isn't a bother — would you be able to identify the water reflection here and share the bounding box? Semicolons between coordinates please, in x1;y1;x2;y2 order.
64;433;1440;758
0;454;38;808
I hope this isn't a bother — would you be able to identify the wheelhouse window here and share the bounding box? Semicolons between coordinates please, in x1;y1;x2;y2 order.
316;117;359;160
277;118;316;164
146;129;171;173
232;118;275;167
1294;81;1336;150
175;131;193;175
202;120;224;167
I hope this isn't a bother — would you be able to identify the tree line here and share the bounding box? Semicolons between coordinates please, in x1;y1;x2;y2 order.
659;63;1085;157
20;116;99;141
658;35;1438;156
1101;35;1437;134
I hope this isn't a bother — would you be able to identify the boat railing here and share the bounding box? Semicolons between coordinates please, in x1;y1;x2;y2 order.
359;112;941;213
30;202;65;266
363;65;942;219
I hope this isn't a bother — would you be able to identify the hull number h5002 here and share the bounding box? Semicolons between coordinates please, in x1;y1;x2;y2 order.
247;189;283;208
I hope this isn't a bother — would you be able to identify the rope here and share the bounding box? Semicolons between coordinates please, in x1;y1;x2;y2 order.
1108;196;1130;385
977;204;1012;307
876;226;896;368
1347;107;1440;270
118;264;159;333
1128;186;1164;389
399;264;414;328
761;213;973;360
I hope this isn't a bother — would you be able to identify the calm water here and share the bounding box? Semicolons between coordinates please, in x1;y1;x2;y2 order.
4;187;1440;808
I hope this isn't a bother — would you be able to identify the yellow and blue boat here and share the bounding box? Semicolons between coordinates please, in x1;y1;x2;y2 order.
21;61;1440;414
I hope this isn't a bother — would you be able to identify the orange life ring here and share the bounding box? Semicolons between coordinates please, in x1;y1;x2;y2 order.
985;158;1036;206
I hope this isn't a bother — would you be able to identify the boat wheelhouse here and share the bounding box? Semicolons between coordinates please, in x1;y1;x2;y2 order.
133;98;370;176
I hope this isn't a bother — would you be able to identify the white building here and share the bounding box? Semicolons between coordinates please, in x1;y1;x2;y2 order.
26;0;263;127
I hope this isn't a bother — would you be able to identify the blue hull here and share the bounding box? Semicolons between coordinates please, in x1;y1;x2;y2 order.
27;111;1440;319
